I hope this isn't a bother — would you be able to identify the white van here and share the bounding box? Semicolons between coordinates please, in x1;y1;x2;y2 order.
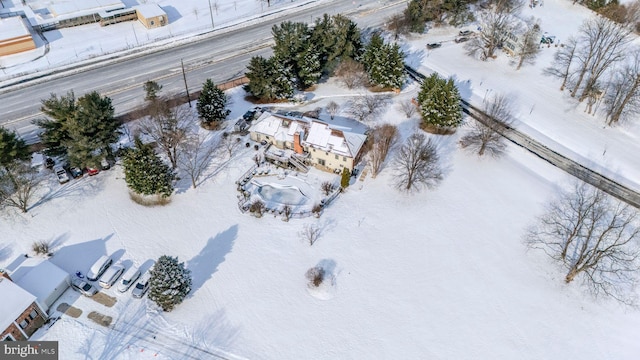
99;264;124;288
117;266;141;292
132;272;151;298
87;255;113;281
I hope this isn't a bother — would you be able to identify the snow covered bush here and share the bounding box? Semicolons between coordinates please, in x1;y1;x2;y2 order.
148;255;192;312
417;73;463;133
197;79;231;129
306;266;325;287
249;199;265;218
122;137;175;202
31;240;52;256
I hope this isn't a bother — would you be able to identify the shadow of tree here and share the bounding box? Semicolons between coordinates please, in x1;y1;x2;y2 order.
187;225;238;297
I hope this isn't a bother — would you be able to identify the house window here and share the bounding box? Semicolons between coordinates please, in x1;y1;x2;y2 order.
19;319;29;329
343;156;347;162
150;20;155;26
335;155;339;160
266;136;270;140
312;149;316;152
29;310;38;320
318;159;325;166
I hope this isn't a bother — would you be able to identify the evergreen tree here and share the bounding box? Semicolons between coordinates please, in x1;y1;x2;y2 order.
417;74;463;130
197;79;230;128
148;255;192;312
363;34;406;89
122;137;175;198
0;127;30;171
244;56;293;101
36;92;76;158
326;14;363;65
143;80;163;102
341;167;351;189
296;42;323;89
36;91;119;167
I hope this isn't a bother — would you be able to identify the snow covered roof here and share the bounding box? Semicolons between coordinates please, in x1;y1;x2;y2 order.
49;0;125;20
0;17;30;41
135;4;166;18
10;258;70;312
0;278;36;333
249;112;367;158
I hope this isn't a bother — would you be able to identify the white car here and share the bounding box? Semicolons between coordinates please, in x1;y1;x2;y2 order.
87;255;113;281
53;165;69;184
71;278;99;297
117;266;141;293
131;273;151;298
98;264;124;289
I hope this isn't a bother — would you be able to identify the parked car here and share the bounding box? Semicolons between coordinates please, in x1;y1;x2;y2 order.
131;273;151;298
459;30;473;36
44;158;55;169
242;110;256;121
53;165;69;184
455;36;469;43
99;265;125;289
70;167;83;179
71;278;99;297
117;266;141;293
86;167;99;176
540;35;555;44
427;43;442;49
100;158;110;170
87;255;113;281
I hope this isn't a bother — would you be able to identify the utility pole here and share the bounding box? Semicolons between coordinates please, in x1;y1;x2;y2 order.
181;59;192;107
208;0;214;29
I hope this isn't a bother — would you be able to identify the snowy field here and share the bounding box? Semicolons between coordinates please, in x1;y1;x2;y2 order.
1;0;640;358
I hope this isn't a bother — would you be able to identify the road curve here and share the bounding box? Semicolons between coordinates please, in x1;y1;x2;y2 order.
405;65;640;209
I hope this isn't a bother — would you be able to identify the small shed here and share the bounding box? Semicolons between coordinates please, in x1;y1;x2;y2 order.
135;4;167;29
10;258;70;313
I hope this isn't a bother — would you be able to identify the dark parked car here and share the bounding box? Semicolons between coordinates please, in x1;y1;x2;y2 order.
243;110;256;121
459;30;473;36
44;158;55;169
455;37;469;43
427;43;442;49
70;167;83;179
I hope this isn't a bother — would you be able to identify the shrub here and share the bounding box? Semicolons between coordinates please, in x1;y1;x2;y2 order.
321;181;335;196
31;240;51;255
250;199;265;217
306;266;325;287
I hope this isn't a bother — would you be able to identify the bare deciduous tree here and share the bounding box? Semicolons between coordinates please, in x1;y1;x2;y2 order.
0;162;43;213
570;17;631;101
299;223;321;246
525;182;640;305
139;99;195;169
221;134;242;158
347;94;391;123
325;101;340;120
545;36;578;91
392;132;442;192
282;204;292;222
385;13;410;39
320;181;335;196
459;93;514;157
177;132;220;189
513;18;541;70
369;124;398;178
465;7;514;61
604;48;640;125
398;99;417;118
334;58;367;89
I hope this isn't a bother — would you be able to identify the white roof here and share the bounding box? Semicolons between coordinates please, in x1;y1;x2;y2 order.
0;278;36;333
135;4;166;18
50;0;125;19
11;258;70;312
249;112;367;158
0;17;30;41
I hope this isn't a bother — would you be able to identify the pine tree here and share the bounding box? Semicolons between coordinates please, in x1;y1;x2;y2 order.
417;74;463;130
244;56;294;101
341;167;351;189
0;127;30;171
122;137;175;198
143;80;163;102
364;35;406;89
148;255;192;312
197;79;230;129
296;42;323;89
37;91;119;167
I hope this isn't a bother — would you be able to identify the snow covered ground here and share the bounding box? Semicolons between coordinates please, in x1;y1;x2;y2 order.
2;0;640;359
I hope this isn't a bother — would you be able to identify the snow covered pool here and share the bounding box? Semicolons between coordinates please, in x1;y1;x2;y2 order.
255;182;309;205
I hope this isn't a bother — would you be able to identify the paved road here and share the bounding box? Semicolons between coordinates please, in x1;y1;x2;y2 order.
0;0;406;143
405;66;640;209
